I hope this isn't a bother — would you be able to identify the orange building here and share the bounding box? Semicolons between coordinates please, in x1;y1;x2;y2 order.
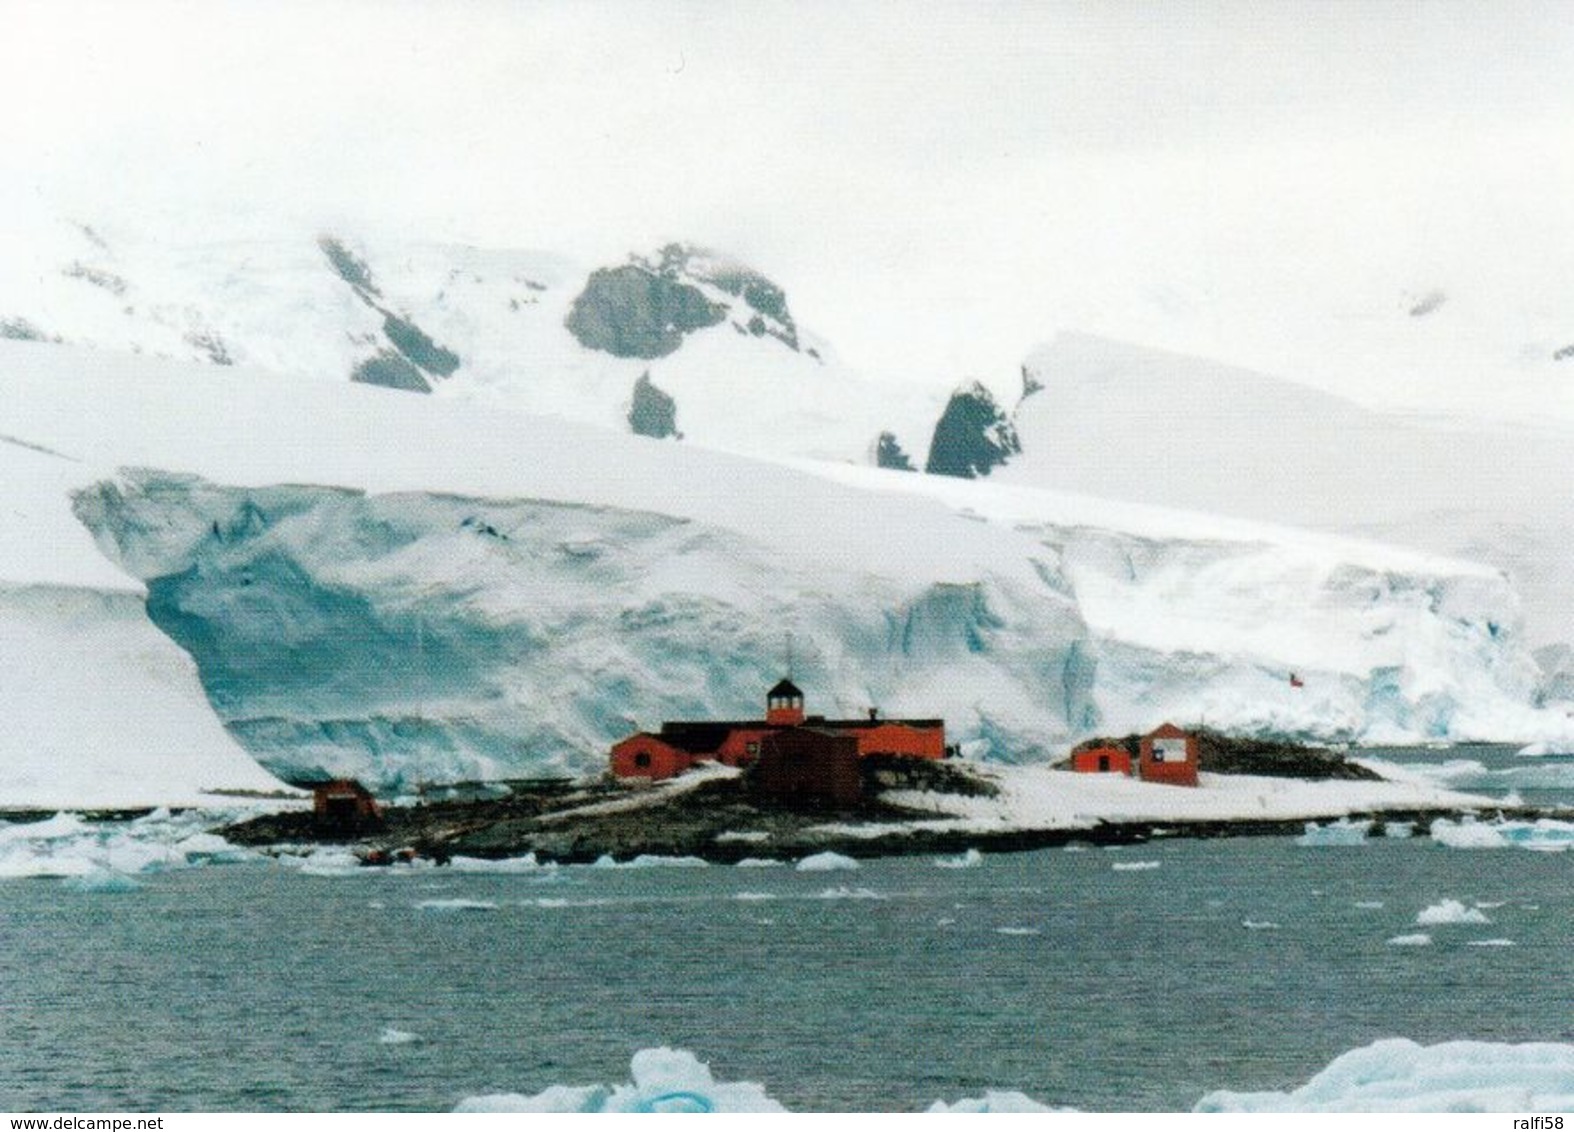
1071;746;1132;775
610;677;947;781
1138;722;1199;787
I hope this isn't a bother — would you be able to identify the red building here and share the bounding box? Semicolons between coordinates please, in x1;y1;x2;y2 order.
1138;722;1199;787
312;778;383;832
610;677;946;781
1070;746;1132;775
748;729;863;808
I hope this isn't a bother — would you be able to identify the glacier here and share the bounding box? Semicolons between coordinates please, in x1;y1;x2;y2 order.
1;339;1570;796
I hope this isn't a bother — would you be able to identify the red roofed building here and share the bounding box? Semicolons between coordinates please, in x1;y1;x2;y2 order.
1138;722;1199;787
610;678;947;781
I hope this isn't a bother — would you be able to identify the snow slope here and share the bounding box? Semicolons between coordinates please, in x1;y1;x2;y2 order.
0;214;941;466
0;440;292;808
1004;333;1574;663
0;339;1566;793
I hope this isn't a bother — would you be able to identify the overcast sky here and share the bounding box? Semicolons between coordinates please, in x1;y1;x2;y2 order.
5;0;1574;398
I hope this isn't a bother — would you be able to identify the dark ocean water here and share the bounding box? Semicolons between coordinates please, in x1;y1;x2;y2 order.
3;745;1571;1113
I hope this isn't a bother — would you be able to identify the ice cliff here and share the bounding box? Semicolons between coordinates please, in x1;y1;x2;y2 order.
1;340;1563;798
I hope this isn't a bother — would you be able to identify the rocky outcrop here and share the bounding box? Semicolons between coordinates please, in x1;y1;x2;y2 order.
319;235;461;388
873;431;915;471
924;382;1020;478
628;372;682;439
566;243;801;359
352;350;430;393
566;264;725;359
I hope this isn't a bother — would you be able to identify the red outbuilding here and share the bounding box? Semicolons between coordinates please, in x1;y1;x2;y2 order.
1138;722;1199;787
1071;746;1133;775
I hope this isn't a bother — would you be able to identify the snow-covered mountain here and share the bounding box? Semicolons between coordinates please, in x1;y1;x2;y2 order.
1;340;1565;798
0;216;942;467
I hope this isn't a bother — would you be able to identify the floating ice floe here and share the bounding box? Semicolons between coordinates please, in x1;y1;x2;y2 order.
62;870;143;893
1416;899;1490;925
795;851;859;872
1517;739;1574;757
1466;938;1516;947
1296;818;1372;846
453;1047;786;1113
733;858;783;868
1195;1038;1574;1111
816;886;884;901
927;1091;1060;1112
0;808;258;880
1241;920;1280;931
1111;860;1160;871
378;1028;422;1045
1431;816;1574;852
446;853;551;874
995;926;1041;936
1387;934;1432;946
1382;821;1414;839
732;892;776;902
590;854;708;869
416;898;498;912
934;848;983;869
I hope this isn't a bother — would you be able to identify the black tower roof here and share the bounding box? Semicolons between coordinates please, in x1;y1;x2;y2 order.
767;678;803;699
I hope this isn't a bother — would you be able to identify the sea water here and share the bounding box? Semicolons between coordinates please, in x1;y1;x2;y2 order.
2;745;1571;1112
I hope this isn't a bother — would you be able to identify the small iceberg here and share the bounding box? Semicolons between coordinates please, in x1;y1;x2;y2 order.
417;898;499;912
934;848;983;869
454;1047;786;1112
1416;899;1490;925
795;851;858;872
1296;818;1372;847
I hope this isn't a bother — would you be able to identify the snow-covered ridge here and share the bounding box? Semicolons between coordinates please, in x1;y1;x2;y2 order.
0;340;1565;795
0;217;940;466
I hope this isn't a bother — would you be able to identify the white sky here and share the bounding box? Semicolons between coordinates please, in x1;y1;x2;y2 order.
4;0;1574;403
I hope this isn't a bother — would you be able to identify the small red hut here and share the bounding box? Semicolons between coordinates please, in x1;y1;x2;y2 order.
312;778;383;830
1071;746;1133;775
1138;723;1199;787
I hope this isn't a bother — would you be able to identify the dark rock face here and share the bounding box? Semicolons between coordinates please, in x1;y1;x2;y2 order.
382;313;460;377
628;372;682;439
0;317;49;342
874;431;915;471
352;351;431;393
566;243;801;358
924;382;1021;478
319;235;461;386
318;236;379;297
565;264;725;359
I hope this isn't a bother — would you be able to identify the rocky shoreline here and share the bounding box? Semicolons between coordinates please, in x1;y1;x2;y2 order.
220;765;1562;867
